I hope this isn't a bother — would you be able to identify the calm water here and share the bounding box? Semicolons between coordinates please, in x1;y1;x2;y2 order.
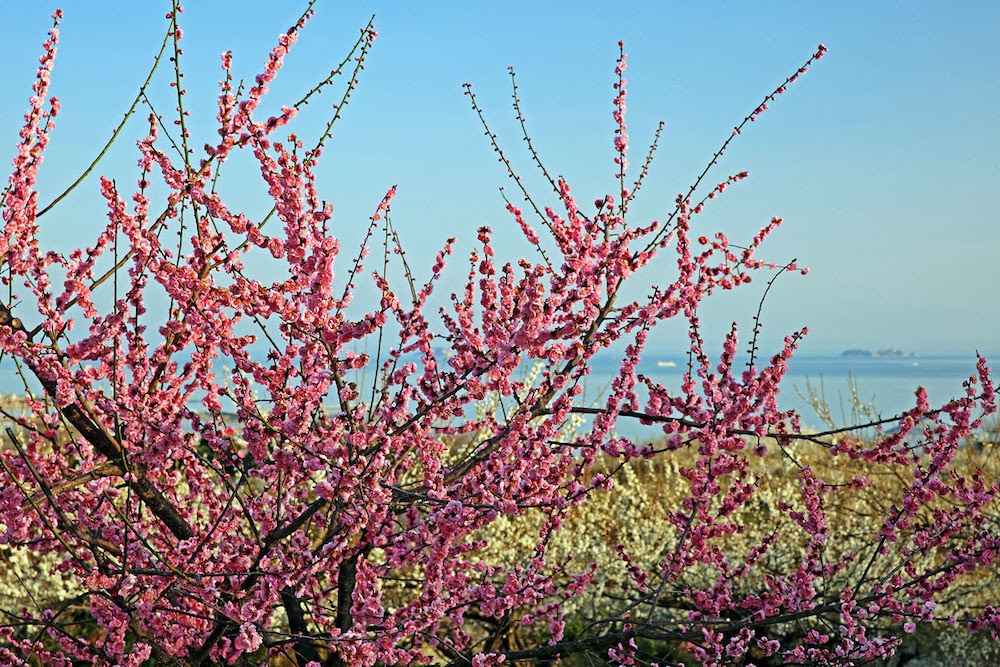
1;352;991;435
577;353;990;434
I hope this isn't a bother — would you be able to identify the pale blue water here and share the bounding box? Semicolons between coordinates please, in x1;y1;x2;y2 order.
570;353;992;436
1;352;991;437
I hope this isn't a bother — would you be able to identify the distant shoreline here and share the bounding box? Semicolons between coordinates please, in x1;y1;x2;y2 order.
840;347;918;359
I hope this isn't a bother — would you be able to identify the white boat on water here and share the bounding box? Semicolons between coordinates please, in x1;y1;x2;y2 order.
656;361;678;368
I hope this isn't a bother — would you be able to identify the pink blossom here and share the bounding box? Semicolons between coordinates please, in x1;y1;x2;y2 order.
2;13;995;667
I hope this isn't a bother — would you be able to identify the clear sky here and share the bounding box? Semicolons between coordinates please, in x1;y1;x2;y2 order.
1;1;997;358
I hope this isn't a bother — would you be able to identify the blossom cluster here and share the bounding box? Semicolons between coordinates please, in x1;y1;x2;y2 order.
0;5;995;667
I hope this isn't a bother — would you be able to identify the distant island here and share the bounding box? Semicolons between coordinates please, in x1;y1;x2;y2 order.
840;348;918;359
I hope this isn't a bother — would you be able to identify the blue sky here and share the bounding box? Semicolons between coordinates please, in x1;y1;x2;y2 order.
1;1;997;357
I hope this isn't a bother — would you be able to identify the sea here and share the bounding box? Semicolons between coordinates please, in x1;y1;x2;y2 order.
1;352;993;439
581;353;993;437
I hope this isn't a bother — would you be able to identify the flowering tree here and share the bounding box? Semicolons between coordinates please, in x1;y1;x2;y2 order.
1;3;997;666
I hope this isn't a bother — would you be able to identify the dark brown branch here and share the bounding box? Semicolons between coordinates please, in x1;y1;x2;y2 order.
319;552;361;667
336;552;360;633
0;303;194;541
281;586;321;666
